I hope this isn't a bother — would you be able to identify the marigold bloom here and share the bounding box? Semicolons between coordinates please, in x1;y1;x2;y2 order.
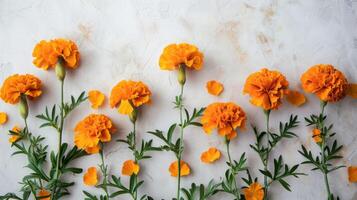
201;147;221;163
169;161;191;177
286;90;306;106
201;102;246;140
83;167;98;186
88;90;105;109
243;68;289;110
37;189;51;200
74;114;116;154
0;74;42;104
301;64;348;102
110;80;151;115
243;182;264;200
348;166;357;182
9;126;21;143
32;40;59;70
0;112;7;125
206;80;224;96
312;128;322;143
122;160;140;176
52;38;80;68
159;43;203;71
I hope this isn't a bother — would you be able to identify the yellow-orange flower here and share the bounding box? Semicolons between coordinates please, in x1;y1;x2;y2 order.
0;112;8;125
301;64;348;102
169;161;191;177
243;182;264;200
37;189;51;200
74;114;116;154
122;160;140;176
88;90;105;109
243;68;289;110
206;80;224;96
312;128;322;143
110;80;151;115
83;167;98;186
159;43;204;71
201;147;221;163
32;38;80;69
0;74;42;104
201;102;246;140
9;126;21;143
348;166;357;182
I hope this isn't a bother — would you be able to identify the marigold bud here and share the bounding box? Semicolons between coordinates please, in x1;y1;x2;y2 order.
18;95;28;120
129;108;137;123
55;59;66;81
178;64;186;85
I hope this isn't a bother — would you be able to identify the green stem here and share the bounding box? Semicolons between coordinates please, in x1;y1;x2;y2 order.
225;137;241;198
263;109;271;200
100;143;110;199
27;180;38;200
177;83;184;200
132;121;138;200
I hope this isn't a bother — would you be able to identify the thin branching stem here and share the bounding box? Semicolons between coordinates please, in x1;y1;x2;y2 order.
132;121;138;200
100;143;110;199
319;101;331;198
225;137;240;199
263;109;271;200
177;83;184;200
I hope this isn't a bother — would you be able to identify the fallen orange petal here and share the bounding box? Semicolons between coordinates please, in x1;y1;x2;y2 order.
37;189;51;200
346;83;357;98
169;160;190;177
83;167;98;186
201;147;221;163
312;128;322;143
206;80;224;96
122;160;140;176
348;166;357;182
286;90;306;106
88;90;105;109
0;112;8;125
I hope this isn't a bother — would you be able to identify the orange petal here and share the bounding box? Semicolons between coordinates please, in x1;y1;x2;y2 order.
348;166;357;182
37;189;51;200
201;147;221;163
312;128;322;143
0;112;8;125
243;182;264;200
206;80;224;96
85;145;100;154
169;160;191;177
346;83;357;98
286;90;306;106
118;99;134;115
88;90;105;109
83;167;98;186
122;160;140;176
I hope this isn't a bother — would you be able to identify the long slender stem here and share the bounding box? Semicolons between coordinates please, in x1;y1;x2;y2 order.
176;83;184;200
225;137;241;198
319;101;331;198
263;110;271;200
132;121;138;200
100;143;110;199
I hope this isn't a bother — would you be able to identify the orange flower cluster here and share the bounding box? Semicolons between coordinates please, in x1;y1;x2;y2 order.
301;64;348;102
243;182;265;200
33;38;80;70
169;161;191;177
0;74;42;104
159;43;204;71
110;80;151;115
243;68;289;110
74;114;116;154
122;160;140;176
201;102;246;140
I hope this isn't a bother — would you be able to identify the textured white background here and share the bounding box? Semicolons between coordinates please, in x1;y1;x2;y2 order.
0;0;357;199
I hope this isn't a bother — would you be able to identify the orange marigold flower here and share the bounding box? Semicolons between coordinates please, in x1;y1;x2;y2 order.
88;90;105;109
301;64;348;102
243;68;289;110
0;112;8;125
32;40;59;70
312;128;322;143
83;167;98;186
52;38;80;68
286;90;306;106
159;43;204;71
0;74;42;104
201;147;221;163
9;126;21;143
201;102;246;140
122;160;140;176
206;80;224;96
110;80;151;115
37;189;51;200
169;161;191;177
348;166;357;182
243;182;264;200
74;114;116;154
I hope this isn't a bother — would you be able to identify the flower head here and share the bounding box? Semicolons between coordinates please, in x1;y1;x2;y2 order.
169;161;190;177
122;160;140;176
74;114;116;154
159;43;203;71
37;189;51;200
243;68;289;110
0;74;42;104
110;80;151;115
201;147;221;163
52;38;80;68
9;126;21;143
83;167;98;186
301;64;348;102
201;102;246;140
206;80;224;96
243;182;264;200
32;40;58;70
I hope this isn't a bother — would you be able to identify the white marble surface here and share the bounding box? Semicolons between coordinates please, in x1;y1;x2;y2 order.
0;0;357;199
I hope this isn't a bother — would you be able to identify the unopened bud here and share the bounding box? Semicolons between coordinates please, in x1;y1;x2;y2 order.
177;64;186;85
129;108;137;124
19;95;28;120
55;59;66;81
